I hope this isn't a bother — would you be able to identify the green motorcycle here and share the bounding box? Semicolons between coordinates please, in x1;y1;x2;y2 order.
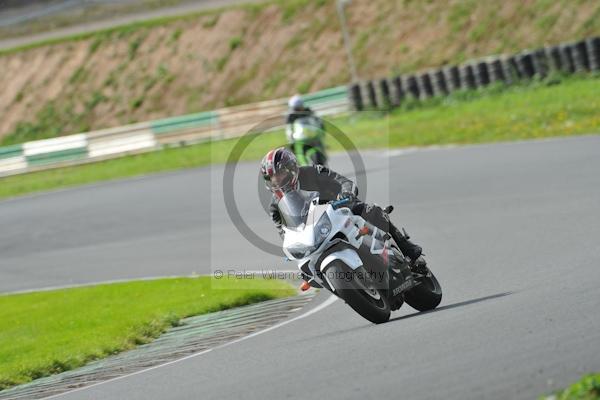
286;115;328;166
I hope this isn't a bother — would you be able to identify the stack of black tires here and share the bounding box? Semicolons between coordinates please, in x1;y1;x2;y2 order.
349;36;600;111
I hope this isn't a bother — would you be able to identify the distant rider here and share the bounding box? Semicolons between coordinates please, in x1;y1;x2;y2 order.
286;94;320;126
260;147;426;286
285;95;326;166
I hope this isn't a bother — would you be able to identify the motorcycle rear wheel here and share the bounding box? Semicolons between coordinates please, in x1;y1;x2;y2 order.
404;268;442;311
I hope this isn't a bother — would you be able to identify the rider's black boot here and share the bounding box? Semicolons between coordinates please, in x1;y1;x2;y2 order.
388;224;428;273
355;202;427;271
389;224;422;260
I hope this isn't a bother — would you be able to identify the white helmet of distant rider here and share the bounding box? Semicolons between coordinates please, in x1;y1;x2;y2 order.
288;94;305;111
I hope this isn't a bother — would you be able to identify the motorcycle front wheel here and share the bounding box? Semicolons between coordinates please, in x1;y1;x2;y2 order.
325;262;390;324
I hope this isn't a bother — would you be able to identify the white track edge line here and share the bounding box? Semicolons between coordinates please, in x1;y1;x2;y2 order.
382;135;599;158
43;294;337;399
3;271;300;295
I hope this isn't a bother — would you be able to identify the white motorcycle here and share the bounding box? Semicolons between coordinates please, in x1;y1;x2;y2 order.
281;190;442;324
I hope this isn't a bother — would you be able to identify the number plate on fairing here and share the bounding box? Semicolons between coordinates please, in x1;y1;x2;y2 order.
392;277;415;296
388;247;415;297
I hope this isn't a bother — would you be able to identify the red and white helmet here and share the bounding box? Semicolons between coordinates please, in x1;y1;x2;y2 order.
260;147;299;197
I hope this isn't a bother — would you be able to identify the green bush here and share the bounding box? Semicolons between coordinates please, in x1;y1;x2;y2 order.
547;373;600;400
229;36;243;51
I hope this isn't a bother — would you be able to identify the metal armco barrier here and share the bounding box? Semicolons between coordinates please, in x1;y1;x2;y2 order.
88;122;156;158
0;144;26;174
0;86;349;177
348;35;600;112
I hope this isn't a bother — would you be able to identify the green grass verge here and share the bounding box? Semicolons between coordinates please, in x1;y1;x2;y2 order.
543;373;600;399
0;75;599;201
334;75;600;149
0;277;295;390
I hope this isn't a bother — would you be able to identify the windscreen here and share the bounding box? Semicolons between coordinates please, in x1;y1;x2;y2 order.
278;190;319;229
295;115;322;129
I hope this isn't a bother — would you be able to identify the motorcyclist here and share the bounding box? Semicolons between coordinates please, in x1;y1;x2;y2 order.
285;95;327;166
260;147;426;285
286;94;319;126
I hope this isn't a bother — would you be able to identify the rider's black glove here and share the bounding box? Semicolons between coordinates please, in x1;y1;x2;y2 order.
269;203;284;238
270;203;281;223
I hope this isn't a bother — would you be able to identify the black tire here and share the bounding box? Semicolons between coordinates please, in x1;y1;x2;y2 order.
325;262;391;324
404;268;442;311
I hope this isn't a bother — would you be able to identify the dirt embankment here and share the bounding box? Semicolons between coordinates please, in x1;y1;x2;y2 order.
1;0;599;143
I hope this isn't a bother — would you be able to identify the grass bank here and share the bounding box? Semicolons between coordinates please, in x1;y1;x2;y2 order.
543;373;600;399
2;0;599;142
0;75;599;201
0;277;294;390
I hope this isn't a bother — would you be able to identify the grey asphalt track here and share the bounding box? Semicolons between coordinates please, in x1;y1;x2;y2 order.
0;0;266;50
2;136;600;399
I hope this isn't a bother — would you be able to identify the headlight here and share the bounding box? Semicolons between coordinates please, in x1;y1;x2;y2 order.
287;214;332;259
314;213;332;244
288;244;319;259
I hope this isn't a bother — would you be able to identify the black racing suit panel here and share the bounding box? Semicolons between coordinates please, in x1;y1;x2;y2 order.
269;165;392;241
286;108;315;125
269;165;356;234
268;166;423;260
